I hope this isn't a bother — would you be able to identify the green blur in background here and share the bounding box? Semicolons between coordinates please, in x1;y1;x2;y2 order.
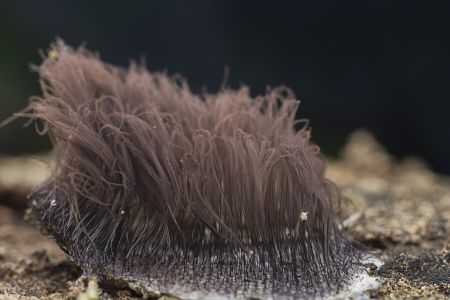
0;6;51;154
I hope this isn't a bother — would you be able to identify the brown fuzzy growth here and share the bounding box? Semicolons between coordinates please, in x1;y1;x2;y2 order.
27;40;358;298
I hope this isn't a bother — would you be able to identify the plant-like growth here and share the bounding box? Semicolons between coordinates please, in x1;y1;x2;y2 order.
27;41;358;298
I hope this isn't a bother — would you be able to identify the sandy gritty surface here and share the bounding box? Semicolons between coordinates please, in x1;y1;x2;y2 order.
0;130;449;299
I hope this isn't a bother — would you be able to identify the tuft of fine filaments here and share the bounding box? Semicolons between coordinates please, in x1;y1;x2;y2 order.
26;40;359;298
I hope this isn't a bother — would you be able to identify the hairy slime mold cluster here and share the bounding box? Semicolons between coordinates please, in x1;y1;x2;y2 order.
26;41;359;298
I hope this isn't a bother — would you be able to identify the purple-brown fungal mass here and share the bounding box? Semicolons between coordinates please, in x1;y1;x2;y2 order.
26;40;359;298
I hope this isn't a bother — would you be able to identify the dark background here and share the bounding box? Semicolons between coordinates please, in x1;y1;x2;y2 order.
1;0;450;173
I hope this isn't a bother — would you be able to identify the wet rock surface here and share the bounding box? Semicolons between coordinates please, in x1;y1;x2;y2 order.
0;130;449;299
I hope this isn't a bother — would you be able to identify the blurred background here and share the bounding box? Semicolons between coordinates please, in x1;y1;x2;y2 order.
1;0;450;173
